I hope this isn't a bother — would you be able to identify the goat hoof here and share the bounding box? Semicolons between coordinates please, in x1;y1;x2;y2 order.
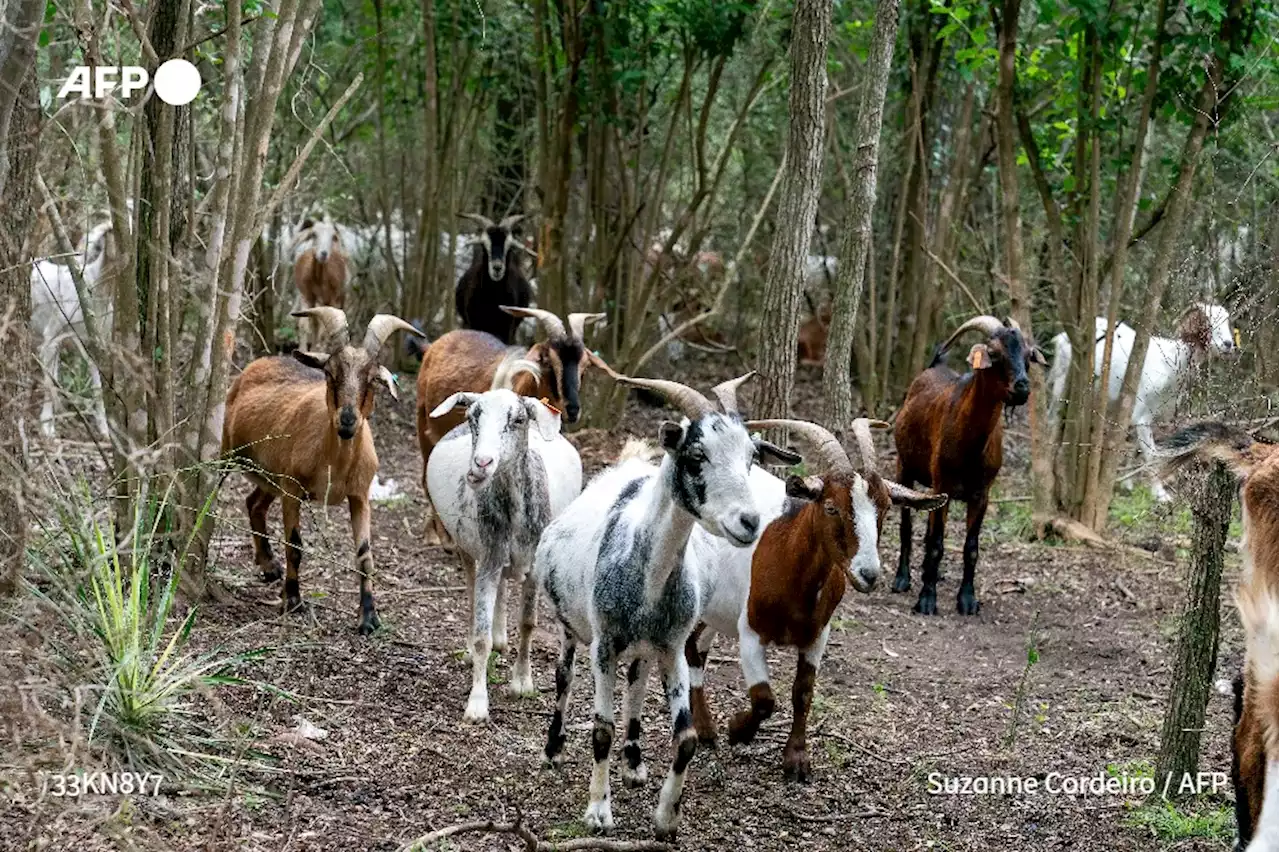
696;728;719;748
891;575;910;593
358;611;381;635
913;594;938;615
956;594;981;616
282;595;305;615
622;763;648;788
260;562;283;583
782;748;811;782
583;801;614;832
727;712;757;746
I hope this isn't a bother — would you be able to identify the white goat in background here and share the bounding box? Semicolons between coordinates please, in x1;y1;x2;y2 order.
30;221;117;438
426;368;583;722
1048;302;1238;501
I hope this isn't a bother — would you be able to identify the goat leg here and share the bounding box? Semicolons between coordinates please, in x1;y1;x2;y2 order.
621;658;651;788
543;624;576;767
491;568;510;654
464;563;500;722
783;627;829;783
281;496;304;614
584;639;617;832
247;487;282;581
685;624;719;745
892;503;913;593
350;494;381;635
914;503;949;616
653;649;696;841
957;497;985;616
509;567;538;696
729;625;775;745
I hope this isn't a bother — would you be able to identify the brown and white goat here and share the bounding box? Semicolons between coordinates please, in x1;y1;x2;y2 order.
415;306;606;542
292;216;350;351
892;314;1047;616
1158;422;1278;851
683;419;946;780
223;307;422;634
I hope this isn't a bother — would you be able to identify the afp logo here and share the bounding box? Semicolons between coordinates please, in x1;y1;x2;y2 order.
58;59;201;106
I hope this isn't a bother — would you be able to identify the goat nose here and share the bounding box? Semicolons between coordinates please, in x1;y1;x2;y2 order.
565;403;581;423
739;512;760;536
474;455;493;469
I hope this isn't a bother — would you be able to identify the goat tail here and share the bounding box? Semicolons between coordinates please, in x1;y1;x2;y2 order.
618;438;661;464
1156;420;1264;479
490;348;542;391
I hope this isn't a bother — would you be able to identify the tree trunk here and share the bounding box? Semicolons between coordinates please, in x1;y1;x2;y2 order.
0;17;41;595
1155;460;1232;793
822;0;900;431
754;0;832;419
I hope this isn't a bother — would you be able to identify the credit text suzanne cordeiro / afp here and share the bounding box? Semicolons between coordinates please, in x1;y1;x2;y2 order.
927;770;1230;798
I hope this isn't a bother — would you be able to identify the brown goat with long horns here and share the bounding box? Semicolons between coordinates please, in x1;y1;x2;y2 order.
892;314;1046;616
223;307;423;634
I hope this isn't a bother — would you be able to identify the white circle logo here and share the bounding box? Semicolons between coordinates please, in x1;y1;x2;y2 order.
153;59;201;106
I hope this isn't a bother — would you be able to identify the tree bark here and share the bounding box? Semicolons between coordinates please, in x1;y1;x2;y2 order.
822;0;900;431
0;35;40;595
1155;460;1232;793
754;0;832;419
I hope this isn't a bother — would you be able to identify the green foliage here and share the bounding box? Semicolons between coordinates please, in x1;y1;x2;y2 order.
1125;799;1235;845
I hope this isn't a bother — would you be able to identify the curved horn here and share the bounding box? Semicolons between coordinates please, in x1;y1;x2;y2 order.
849;418;891;473
614;376;714;420
498;213;526;231
363;314;422;356
746;419;852;476
500;305;567;340
938;315;1004;353
291;307;349;350
709;371;756;415
1004;315;1022;333
567;312;607;341
457;211;495;230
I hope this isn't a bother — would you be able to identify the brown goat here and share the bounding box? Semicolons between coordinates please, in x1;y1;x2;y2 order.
1158;422;1278;850
797;294;833;365
686;418;946;780
892;314;1046;616
223;307;421;634
292;217;349;350
415;307;606;542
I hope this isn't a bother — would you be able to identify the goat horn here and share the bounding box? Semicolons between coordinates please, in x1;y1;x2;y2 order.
614;375;714;420
567;312;607;341
291;307;350;350
849;418;891;473
498;213;526;230
363;314;422;357
1004;315;1022;332
457;211;495;230
709;372;756;415
938;315;1004;353
746;419;852;477
500;305;567;340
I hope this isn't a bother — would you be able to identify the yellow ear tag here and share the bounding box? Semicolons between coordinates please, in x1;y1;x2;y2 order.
1234;327;1241;348
968;348;985;370
541;397;561;417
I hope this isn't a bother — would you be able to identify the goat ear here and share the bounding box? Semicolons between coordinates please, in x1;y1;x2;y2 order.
785;475;824;502
525;398;562;441
1029;346;1048;367
376;365;399;400
887;481;948;511
429;392;477;418
756;439;802;466
300;217;314;231
659;421;685;452
294;350;329;369
967;343;993;370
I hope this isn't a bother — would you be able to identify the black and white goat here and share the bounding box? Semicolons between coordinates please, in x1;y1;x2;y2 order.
455;212;534;344
425;379;583;722
533;372;798;839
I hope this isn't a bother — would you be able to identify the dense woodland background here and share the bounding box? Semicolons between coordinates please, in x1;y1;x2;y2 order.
0;0;1276;847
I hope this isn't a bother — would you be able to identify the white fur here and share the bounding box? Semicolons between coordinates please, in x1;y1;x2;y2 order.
1247;759;1280;852
427;389;582;721
1048;304;1237;501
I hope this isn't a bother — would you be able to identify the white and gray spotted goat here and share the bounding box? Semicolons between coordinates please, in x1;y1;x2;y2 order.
533;371;799;839
426;361;583;722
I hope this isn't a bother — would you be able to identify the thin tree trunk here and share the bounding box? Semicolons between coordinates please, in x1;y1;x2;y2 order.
823;0;900;431
1155;460;1232;792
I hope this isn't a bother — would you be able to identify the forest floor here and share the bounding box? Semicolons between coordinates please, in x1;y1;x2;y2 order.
4;355;1247;852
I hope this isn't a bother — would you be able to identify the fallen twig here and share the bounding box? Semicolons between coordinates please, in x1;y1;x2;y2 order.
396;806;673;852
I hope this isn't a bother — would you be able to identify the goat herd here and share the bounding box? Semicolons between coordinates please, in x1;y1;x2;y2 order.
27;210;1275;847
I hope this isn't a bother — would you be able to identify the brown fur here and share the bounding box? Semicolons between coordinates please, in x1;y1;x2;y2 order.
294;246;349;349
1176;304;1213;351
797;300;833;365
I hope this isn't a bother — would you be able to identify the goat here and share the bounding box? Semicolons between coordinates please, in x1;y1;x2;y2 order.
426;383;583;722
797;293;833;365
30;220;118;438
415;308;605;542
1157;422;1278;852
1047;302;1238;501
455;212;534;344
533;371;799;838
892;314;1047;616
679;418;945;780
291;216;351;351
222;307;422;634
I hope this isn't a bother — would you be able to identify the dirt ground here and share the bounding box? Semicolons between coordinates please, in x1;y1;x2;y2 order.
3;356;1247;851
